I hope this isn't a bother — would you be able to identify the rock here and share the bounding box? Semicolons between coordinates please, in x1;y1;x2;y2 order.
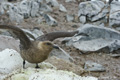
0;49;98;80
0;35;19;52
50;48;74;62
78;1;105;23
59;4;67;12
63;24;120;53
0;49;56;79
110;54;120;58
39;3;53;13
84;61;106;72
8;6;24;23
22;28;44;40
3;68;98;80
0;49;23;74
65;0;76;2
1;2;13;11
79;16;86;23
46;56;84;75
44;14;58;26
66;14;75;22
0;5;5;15
30;1;39;17
109;1;120;27
37;16;45;24
91;6;109;22
46;0;59;7
17;0;31;19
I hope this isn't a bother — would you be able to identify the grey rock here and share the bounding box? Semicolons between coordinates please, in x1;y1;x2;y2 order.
17;0;31;19
66;14;75;22
79;16;86;23
59;4;67;12
109;1;120;27
37;16;45;24
30;1;39;17
110;54;120;58
8;7;24;23
78;1;105;22
46;0;59;7
64;24;120;53
37;0;44;3
0;35;19;52
0;5;5;15
65;0;76;2
84;61;106;72
91;7;109;22
39;3;53;13
50;47;74;62
44;14;58;26
1;2;13;10
22;28;44;40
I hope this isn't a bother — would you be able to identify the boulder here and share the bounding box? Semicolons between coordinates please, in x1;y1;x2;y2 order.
78;1;106;23
63;24;120;53
109;1;120;27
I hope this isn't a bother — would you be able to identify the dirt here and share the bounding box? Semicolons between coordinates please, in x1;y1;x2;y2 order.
0;0;120;80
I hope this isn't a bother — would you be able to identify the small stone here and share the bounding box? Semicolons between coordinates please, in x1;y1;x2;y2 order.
79;16;86;23
39;3;53;13
110;54;120;58
84;61;106;72
66;14;75;22
59;4;67;12
43;14;58;26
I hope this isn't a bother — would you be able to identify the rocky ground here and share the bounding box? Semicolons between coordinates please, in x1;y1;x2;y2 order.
0;0;120;80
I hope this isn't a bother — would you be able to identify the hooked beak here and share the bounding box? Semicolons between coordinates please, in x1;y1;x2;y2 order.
53;45;59;49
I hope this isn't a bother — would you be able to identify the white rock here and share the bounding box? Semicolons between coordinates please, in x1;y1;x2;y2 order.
0;49;23;74
0;49;56;74
4;68;98;80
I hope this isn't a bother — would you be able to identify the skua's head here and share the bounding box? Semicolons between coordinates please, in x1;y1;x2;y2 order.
38;41;59;51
